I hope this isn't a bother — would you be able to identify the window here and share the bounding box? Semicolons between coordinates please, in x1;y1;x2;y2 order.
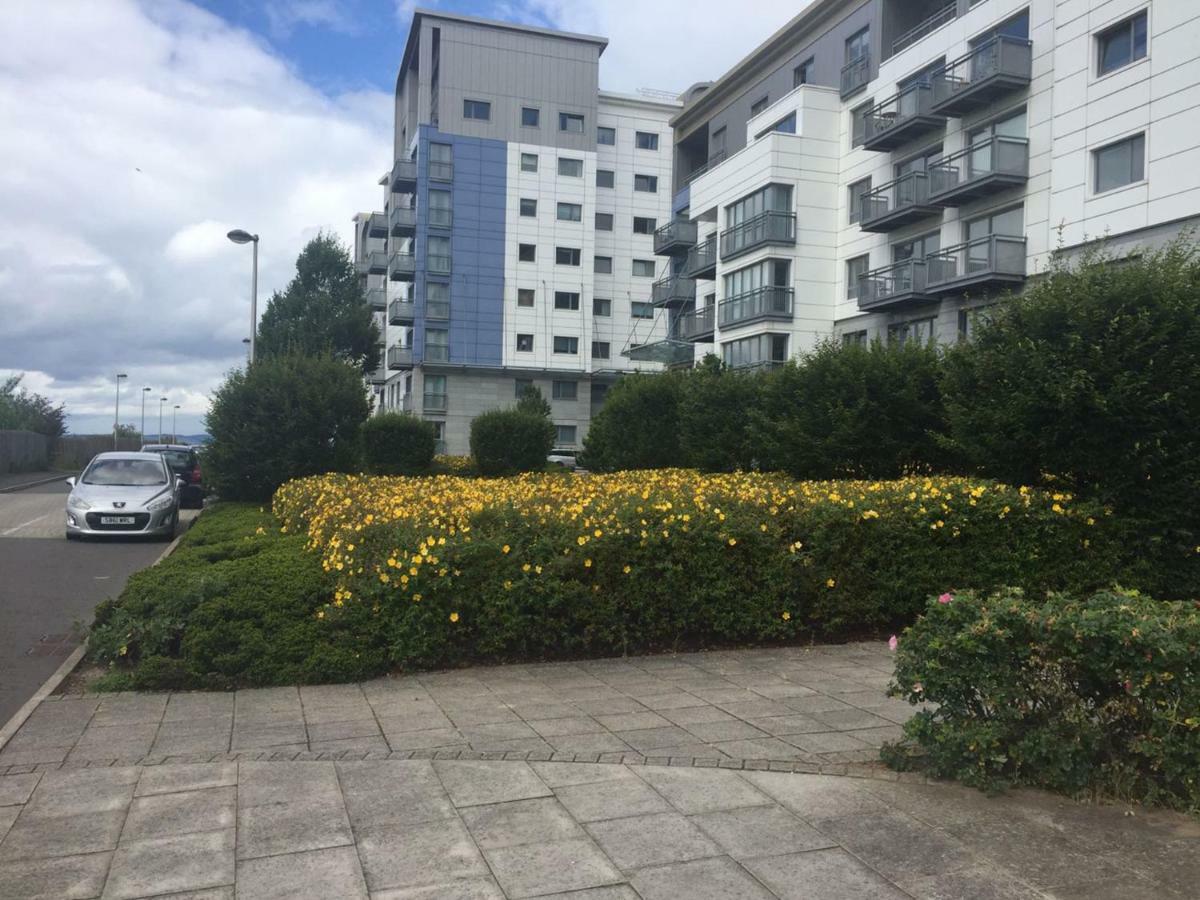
631;301;654;319
750;96;770;117
711;127;727;157
427;281;450;319
425;374;447;406
755;112;796;139
425;328;449;361
635;131;659;150
892;230;939;263
556;247;581;266
888;317;935;347
597;126;616;145
553;336;578;354
964;205;1023;242
633;217;657;235
847;177;872;224
595;212;613;231
845;26;869;64
521;106;540;127
516;334;534;352
517;288;535;307
463;99;491;120
591;383;609;406
514;378;533;398
556;425;577;445
552;381;577;400
634;174;658;193
1094;133;1146;193
557;202;582;222
554;291;580;311
428;189;452;228
429;142;452;180
558;157;583;177
559;112;585;133
1097;11;1148;76
842;330;868;346
958;306;995;341
793;57;814;87
592;298;612;317
632;259;655;277
725;184;792;231
591;341;611;359
518;243;536;262
594;256;613;274
520;198;537;217
427;235;450;272
845;254;869;300
520;153;538;173
596;169;615;188
851;99;873;148
721;333;789;368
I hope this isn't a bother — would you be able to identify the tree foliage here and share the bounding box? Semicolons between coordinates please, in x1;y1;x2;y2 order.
361;413;437;476
469;408;555;476
0;375;66;444
581;371;685;472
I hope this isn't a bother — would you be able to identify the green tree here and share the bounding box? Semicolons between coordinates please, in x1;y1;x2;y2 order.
678;356;762;472
361;413;437;475
469;408;555;476
204;354;370;501
0;375;67;445
255;234;381;374
515;384;552;419
581;371;685;472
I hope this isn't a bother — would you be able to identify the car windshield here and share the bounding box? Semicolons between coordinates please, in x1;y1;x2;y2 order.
83;459;167;486
158;450;192;469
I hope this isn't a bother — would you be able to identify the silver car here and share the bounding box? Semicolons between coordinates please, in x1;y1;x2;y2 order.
65;452;182;540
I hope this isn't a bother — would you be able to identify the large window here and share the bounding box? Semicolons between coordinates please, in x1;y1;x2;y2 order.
520;153;538;173
631;301;654;319
520;198;537;217
635;131;659;150
556;425;577;445
594;256;613;274
516;333;533;352
845;27;869;64
723;258;789;299
750;96;769;117
428;189;452;228
591;341;611;359
518;243;536;262
517;288;535;307
633;217;657;235
1094;133;1145;193
847;177;872;224
558;157;583;177
595;213;613;231
845;254;869;300
1097;11;1148;76
634;174;659;193
964;205;1023;242
559;112;585;134
556;247;581;266
553;336;578;354
463;99;491;120
793;57;814;87
726;184;792;229
515;378;534;398
593;298;611;317
597;126;616;145
632;259;656;277
888;317;935;346
557;202;582;222
554;291;580;311
425;328;449;361
521;106;540;127
721;333;788;368
552;381;577;401
851;99;873;148
596;169;615;188
427;282;450;319
892;231;939;264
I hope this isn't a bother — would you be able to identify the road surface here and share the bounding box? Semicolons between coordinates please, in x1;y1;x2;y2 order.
0;480;196;727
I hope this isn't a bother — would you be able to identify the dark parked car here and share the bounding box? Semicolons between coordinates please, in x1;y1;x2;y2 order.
140;444;205;508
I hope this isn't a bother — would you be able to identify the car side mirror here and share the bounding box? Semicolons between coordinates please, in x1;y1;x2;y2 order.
65;476;75;487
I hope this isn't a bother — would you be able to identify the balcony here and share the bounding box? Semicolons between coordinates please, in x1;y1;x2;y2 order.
859;172;941;232
931;35;1033;117
428;254;452;276
857;258;934;311
929;136;1029;206
926;234;1027;294
423;392;448;413
429;160;454;182
389;299;415;325
389;251;415;281
651;274;696;308
719;211;796;261
357;250;388;276
683;235;717;280
387;346;414;370
390;205;416;236
841;53;870;99
677;306;715;342
654;220;698;256
685;150;727;185
391;158;417;192
891;2;956;57
718;286;794;329
428;208;453;230
424;345;450;363
426;299;450;321
862;83;946;152
367;212;388;238
623;339;695;366
365;286;387;311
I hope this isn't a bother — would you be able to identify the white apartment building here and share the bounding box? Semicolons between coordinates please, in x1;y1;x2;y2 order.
354;11;676;454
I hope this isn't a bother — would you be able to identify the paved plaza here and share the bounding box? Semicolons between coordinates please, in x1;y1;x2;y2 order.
2;643;1198;899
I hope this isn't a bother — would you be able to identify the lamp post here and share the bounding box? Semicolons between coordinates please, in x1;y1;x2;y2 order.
158;397;168;442
113;373;127;449
140;387;152;442
242;337;251;362
172;405;180;443
227;230;259;364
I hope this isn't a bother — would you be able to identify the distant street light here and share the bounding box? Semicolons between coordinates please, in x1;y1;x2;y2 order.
159;397;168;442
140;387;152;441
227;229;260;364
113;373;127;449
172;405;180;443
242;337;251;362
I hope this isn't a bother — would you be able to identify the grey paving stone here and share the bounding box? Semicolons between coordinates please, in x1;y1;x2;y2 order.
0;745;70;767
150;732;232;758
483;837;623;898
782;696;856;716
660;706;739;727
458;721;540;745
356;819;489;892
585;811;721;871
635;766;772;815
637;693;707;711
746;683;819;700
525;716;602;738
690;803;836;859
0;805;18;845
525;888;639;900
708;737;812;760
593;711;672;732
746;715;833;736
230;724;307;750
337;760;455;829
612;726;696;752
133;763;234;800
162;693;234;722
0;851;112;900
715;699;799;720
236;793;353;860
899;864;1048;900
0;772;41;807
459;797;586;849
1;808;126;859
305;718;382;743
740;772;890;819
554;776;671;823
811;708;898;731
128;888;233;900
310;736;392;755
235;844;368;900
571;697;647;716
508;702;582;721
544;732;633;754
810;810;976;880
444;706;522;728
102;828;235;900
786;731;872;754
630;854;775;900
91;696;168;728
120;786;235;843
370;878;506;899
433;760;551;808
744;848;911;899
681;720;769;743
382;727;465;751
529;762;637;788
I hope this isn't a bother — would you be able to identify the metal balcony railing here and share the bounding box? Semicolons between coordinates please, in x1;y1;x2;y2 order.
840;53;870;99
367;212;388;237
685;149;728;185
859;171;940;232
931;35;1034;116
391;158;417;191
719;211;796;261
365;286;387;311
654;219;698;256
718;286;794;328
863;82;945;151
386;346;413;369
390;205;416;234
427;254;452;275
677;306;715;341
389;251;415;280
926;234;1027;292
388;299;415;325
857;258;932;311
891;2;957;57
651;274;697;307
683;235;717;278
424;345;450;363
423;392;448;412
928;136;1030;204
357;250;388;275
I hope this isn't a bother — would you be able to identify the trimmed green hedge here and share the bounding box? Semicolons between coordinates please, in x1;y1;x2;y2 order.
361;413;437;475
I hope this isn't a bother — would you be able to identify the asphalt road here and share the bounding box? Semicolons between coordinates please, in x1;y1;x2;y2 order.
0;480;196;728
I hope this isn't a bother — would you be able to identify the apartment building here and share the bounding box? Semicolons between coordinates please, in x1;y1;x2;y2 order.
661;0;1200;365
354;10;677;454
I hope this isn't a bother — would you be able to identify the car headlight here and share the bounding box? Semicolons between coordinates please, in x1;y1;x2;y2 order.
67;494;91;511
146;494;175;512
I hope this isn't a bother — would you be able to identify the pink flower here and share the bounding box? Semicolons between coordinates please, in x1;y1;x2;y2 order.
938;592;954;604
888;635;898;651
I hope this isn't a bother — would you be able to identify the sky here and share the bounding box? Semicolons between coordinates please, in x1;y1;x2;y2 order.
0;0;806;436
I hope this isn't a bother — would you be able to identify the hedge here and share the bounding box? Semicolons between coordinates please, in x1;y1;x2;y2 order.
469;407;554;476
886;587;1200;813
361;413;437;475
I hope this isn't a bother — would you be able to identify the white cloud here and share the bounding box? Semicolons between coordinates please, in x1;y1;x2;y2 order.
164;220;239;263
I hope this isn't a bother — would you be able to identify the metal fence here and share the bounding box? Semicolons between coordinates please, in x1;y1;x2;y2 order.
53;435;142;472
0;430;48;474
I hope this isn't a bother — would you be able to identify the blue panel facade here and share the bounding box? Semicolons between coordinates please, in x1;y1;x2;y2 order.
414;124;506;367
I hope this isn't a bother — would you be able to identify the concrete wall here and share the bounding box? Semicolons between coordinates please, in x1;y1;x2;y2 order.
0;430;47;474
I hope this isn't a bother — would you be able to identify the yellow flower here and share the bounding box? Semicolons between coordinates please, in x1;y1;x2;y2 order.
449;612;459;623
502;544;511;554
522;563;531;572
781;611;791;621
412;593;422;602
826;578;836;588
584;558;592;568
728;538;737;546
623;565;631;574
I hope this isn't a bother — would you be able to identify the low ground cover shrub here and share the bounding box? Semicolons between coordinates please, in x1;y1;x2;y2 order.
361;413;437;475
887;588;1200;813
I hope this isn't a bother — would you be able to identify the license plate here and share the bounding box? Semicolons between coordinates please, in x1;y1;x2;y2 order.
100;516;135;525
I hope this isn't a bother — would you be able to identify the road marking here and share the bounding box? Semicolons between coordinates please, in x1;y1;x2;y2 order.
0;510;58;537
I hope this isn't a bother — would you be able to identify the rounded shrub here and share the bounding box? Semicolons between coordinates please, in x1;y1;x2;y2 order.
469;408;554;476
361;413;437;476
581;371;685;472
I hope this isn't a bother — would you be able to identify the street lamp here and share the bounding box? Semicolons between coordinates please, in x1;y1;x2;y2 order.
140;387;152;441
227;229;259;364
158;397;168;443
113;373;127;449
172;405;180;443
242;337;251;362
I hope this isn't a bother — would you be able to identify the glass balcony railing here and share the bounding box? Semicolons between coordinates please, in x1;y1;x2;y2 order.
651;274;697;307
677;306;715;341
654;219;698;256
857;258;932;311
386;346;413;369
859;171;940;232
719;211;796;261
388;299;415;325
389;205;416;234
365;286;387;311
423;392;448;412
928;136;1030;205
357;250;388;275
931;35;1034;117
718;286;794;328
685;149;728;185
841;53;870;99
926;234;1027;292
367;212;388;237
391;158;417;191
683;235;717;279
863;82;946;151
389;251;415;281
